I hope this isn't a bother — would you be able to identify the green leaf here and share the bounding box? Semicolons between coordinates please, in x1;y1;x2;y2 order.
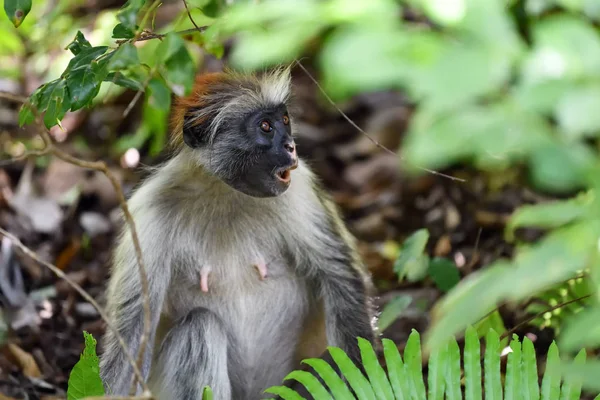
202;386;213;400
529;141;596;193
263;386;306;400
394;229;430;282
302;358;355;399
428;258;460;292
66;31;92;56
484;329;503;400
474;310;506;345
358;337;393;400
108;43;139;70
156;33;196;96
428;338;447;400
559;308;600;351
3;0;31;27
64;46;109;74
560;350;586;399
522;336;540;400
555;83;600;140
507;192;593;241
66;65;105;111
506;335;523;400
104;72;144;91
42;79;71;128
283;370;332;400
522;15;600;84
67;332;105;400
117;0;145;33
18;102;35;127
112;23;135;39
464;326;482;400
445;339;461;400
328;346;376;400
382;339;409;400
426;220;600;347
377;295;412;332
404;103;553;172
541;342;561;400
405;330;427;400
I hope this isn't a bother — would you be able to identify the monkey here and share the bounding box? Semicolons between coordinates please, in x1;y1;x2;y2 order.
98;67;379;400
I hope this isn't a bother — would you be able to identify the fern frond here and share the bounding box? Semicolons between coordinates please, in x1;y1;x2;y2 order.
262;329;600;400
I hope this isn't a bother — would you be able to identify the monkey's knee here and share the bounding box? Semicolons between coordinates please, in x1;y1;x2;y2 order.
148;308;231;400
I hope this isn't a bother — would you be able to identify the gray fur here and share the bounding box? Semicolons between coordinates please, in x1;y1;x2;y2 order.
99;70;377;400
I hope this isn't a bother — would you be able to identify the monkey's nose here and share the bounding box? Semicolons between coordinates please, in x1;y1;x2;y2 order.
284;142;295;154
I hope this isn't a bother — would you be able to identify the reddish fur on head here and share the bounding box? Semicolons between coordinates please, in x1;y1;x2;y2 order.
169;72;230;149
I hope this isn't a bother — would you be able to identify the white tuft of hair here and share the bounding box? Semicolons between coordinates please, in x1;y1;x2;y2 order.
259;66;292;106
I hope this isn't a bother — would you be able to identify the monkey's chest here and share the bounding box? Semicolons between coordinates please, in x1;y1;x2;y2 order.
166;252;310;350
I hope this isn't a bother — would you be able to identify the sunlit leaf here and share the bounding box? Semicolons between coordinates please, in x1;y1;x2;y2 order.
382;339;409;400
445;339;461;400
377;295;412;332
485;329;503;400
3;0;31;27
405;330;427;399
464;326;482;400
560;308;600;351
528;141;596;193
358;337;394;400
555;83;600;140
541;342;561;400
328;346;376;400
522;336;540;400
394;229;430;282
506;335;523;400
66;332;104;400
506;191;593;240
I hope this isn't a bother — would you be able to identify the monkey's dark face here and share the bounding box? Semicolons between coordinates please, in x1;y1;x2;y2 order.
184;104;298;198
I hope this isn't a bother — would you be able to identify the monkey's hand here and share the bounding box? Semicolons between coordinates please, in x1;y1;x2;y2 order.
252;261;268;280
200;265;212;293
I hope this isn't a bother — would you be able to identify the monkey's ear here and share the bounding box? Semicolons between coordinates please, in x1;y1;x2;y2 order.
182;114;209;148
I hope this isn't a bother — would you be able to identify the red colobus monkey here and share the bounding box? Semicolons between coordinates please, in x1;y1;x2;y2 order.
99;67;379;399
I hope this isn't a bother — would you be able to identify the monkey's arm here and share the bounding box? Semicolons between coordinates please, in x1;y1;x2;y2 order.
302;194;378;365
99;217;172;395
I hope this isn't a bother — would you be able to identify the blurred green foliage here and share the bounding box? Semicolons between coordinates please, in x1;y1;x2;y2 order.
4;0;600;393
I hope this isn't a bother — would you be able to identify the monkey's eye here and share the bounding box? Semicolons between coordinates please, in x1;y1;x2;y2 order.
282;115;290;125
260;121;272;132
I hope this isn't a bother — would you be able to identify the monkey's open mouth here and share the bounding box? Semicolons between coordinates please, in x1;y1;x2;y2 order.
276;169;292;184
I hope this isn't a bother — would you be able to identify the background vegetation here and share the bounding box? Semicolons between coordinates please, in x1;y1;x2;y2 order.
2;0;600;398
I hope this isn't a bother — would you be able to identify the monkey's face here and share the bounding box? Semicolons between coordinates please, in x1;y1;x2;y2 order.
188;104;298;198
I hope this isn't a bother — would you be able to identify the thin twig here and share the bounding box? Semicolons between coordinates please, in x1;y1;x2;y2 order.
0;91;152;394
182;0;202;32
499;294;592;341
0;228;149;394
294;60;466;183
115;27;207;45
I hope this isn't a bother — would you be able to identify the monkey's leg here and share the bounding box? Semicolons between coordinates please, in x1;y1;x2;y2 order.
148;308;231;400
